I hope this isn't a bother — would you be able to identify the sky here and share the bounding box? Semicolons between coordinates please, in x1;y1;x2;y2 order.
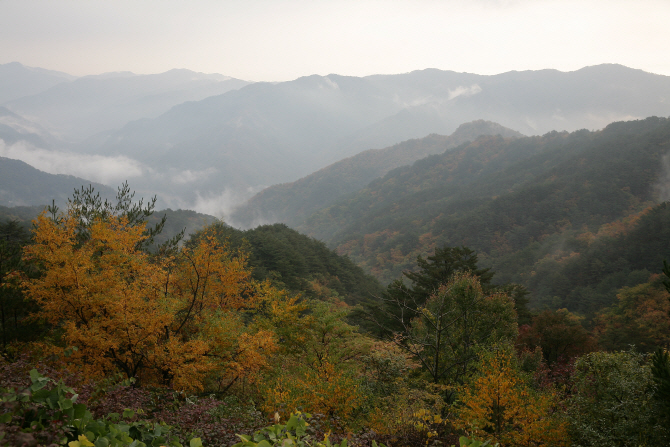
1;0;670;82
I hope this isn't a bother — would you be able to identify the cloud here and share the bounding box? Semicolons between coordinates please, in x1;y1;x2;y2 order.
0;115;48;137
168;167;218;185
0;139;144;185
448;84;482;100
585;113;642;130
0;139;278;224
0;139;257;216
191;189;252;220
551;109;566;121
323;76;339;89
524;116;538;131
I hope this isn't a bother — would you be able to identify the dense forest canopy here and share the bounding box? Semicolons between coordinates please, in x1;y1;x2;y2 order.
299;116;670;321
188;222;384;306
231;120;523;229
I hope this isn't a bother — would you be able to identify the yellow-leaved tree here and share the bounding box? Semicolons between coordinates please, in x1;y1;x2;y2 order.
262;300;370;424
23;191;301;392
455;345;569;447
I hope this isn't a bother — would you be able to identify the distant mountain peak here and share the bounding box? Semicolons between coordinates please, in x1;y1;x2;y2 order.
0;62;76;80
452;120;525;139
230;120;523;229
84;71;137;79
0;62;76;103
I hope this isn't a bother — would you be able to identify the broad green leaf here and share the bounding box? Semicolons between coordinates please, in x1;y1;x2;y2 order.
30;378;48;392
73;403;88;420
31;389;50;402
286;415;300;430
29;369;43;383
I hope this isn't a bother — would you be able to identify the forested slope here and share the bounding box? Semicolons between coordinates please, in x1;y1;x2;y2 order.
191;223;383;305
300;117;670;316
80;65;670;206
0;205;44;230
0;196;218;247
231;120;522;228
0;156;115;207
522;202;670;317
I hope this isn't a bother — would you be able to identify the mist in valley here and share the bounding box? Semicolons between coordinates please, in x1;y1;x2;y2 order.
3;62;670;223
4;3;670;445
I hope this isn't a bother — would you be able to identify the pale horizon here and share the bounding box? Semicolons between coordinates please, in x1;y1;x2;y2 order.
2;0;669;82
6;60;665;83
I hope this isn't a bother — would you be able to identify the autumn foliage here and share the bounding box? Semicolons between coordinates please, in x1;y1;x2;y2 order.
9;183;670;446
455;346;568;447
261;301;368;424
23;211;297;392
594;274;670;351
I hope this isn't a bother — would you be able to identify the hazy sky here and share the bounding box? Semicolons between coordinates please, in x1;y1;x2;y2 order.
2;0;669;82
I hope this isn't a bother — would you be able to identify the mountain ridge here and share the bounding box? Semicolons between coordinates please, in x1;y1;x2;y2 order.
296;117;670;307
0;156;115;207
76;64;670;208
0;62;76;104
5;69;250;140
231;120;523;228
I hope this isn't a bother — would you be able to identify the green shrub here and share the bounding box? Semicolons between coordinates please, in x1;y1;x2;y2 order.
567;350;670;447
0;369;195;447
455;437;499;447
231;412;384;447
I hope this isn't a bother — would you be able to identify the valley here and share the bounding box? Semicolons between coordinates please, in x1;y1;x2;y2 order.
1;59;670;447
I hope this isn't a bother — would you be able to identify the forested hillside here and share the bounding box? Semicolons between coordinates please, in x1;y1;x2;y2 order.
0;202;217;248
143;207;217;247
231;120;522;228
0;190;380;306
2;173;669;447
301;117;670;318
0;156;115;207
74;65;670;209
190;222;383;305
4;64;670;217
523;202;670;316
0;204;43;229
